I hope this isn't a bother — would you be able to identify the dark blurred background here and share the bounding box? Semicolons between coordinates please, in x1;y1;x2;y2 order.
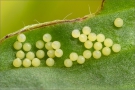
0;0;102;39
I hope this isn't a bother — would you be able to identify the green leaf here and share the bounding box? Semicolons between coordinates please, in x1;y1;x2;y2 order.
0;0;135;89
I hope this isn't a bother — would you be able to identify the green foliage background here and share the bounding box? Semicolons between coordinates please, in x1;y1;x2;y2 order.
0;0;135;89
0;0;101;39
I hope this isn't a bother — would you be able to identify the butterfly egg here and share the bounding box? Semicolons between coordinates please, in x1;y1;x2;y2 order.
32;58;40;67
55;49;63;57
79;34;87;42
69;52;78;61
36;40;44;49
23;58;31;67
45;42;53;50
104;38;113;47
88;33;96;41
96;34;105;42
114;18;123;27
82;26;91;35
43;33;52;42
16;50;25;59
72;29;80;38
93;50;101;59
102;47;111;56
77;55;85;64
13;58;22;67
46;58;55;66
47;50;55;58
83;50;92;59
36;50;45;59
52;41;61;49
64;59;73;67
23;43;31;51
84;40;93;49
94;42;103;50
112;44;121;52
26;51;35;60
17;33;26;42
13;41;22;50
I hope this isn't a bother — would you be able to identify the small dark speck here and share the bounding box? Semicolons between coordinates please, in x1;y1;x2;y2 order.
5;35;9;38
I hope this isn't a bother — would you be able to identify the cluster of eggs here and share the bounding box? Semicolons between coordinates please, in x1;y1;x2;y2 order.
64;18;123;67
64;25;121;67
13;33;63;68
13;18;123;68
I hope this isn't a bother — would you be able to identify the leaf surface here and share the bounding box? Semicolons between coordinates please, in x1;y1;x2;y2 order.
0;0;135;89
